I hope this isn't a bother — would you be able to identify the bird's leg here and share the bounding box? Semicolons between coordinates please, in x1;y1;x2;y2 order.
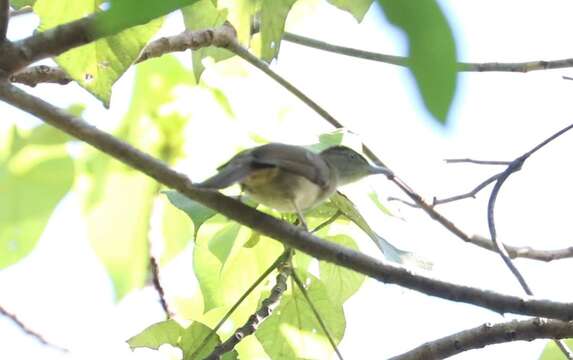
292;201;308;231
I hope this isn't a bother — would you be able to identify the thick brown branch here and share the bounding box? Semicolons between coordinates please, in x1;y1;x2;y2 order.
0;1;8;41
10;65;72;86
2;81;573;321
391;318;573;360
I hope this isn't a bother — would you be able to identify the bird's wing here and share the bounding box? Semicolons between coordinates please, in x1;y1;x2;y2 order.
194;143;331;189
251;143;331;188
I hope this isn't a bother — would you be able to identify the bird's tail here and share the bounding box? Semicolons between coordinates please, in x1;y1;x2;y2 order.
193;163;252;189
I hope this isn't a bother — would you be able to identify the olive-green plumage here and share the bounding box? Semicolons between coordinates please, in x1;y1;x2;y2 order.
195;143;392;227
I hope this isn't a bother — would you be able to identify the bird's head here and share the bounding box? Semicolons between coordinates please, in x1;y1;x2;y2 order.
320;146;392;186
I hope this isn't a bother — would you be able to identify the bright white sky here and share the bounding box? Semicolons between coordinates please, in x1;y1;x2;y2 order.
2;1;573;359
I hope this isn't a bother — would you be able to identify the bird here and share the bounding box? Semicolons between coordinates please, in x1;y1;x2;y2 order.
194;143;392;229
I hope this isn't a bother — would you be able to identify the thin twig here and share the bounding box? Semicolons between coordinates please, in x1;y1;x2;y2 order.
204;253;293;360
432;173;502;205
0;0;9;41
445;158;512;165
311;210;342;234
191;249;291;358
484;124;573;359
283;32;573;73
149;255;171;318
291;270;344;360
3;81;573;321
0;304;68;352
390;318;573;360
223;37;345;130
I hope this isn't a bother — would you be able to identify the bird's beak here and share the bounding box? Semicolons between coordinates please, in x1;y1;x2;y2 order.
368;165;393;177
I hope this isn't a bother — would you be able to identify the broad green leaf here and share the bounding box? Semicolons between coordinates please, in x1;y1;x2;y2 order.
160;196;194;265
34;0;164;106
256;273;345;359
11;0;35;10
377;0;457;124
0;139;73;268
260;0;297;61
26;124;72;145
208;223;241;265
182;0;233;80
181;322;238;360
327;0;373;22
320;235;365;303
193;216;229;312
81;163;157;300
127;320;185;349
80;56;194;299
164;191;217;237
540;339;573;360
218;0;260;45
128;320;236;359
97;0;198;36
330;192;407;263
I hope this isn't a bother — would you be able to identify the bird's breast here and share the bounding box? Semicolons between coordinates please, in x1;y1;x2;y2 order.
241;168;334;212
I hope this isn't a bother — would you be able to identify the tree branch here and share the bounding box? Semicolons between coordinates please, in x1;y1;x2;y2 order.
390;318;573;360
283;32;573;73
0;304;68;352
3;81;573;321
0;0;9;41
10;65;72;86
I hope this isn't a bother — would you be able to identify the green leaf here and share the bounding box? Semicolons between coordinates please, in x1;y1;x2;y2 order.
368;191;393;216
540;339;573;360
320;235;365;303
256;273;346;359
80;56;194;300
330;192;407;263
81;162;157;300
127;320;185;349
128;320;236;360
11;0;35;10
377;0;457;124
26;124;72;145
260;0;297;61
161;196;194;265
218;0;260;45
327;0;373;22
208;223;241;265
164;191;217;237
96;0;198;36
181;0;233;80
34;0;164;106
0;141;73;268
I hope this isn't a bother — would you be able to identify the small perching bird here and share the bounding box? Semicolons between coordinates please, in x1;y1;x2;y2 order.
194;143;392;229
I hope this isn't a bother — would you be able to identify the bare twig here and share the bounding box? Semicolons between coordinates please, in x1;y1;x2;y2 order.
445;158;512;165
291;270;344;360
0;0;9;41
283;32;573;73
149;255;171;318
3;81;573;321
484;124;573;358
204;254;292;360
432;173;502;205
0;304;68;352
390;318;573;360
191;250;291;358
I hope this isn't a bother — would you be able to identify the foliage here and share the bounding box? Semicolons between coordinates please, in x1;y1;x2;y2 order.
1;0;462;359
